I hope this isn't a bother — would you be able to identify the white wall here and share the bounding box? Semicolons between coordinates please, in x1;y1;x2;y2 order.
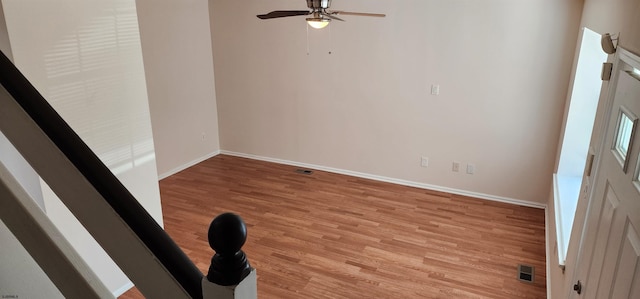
0;1;43;208
137;0;220;178
0;220;63;298
211;0;582;204
0;3;61;297
547;0;640;298
2;0;163;295
0;0;10;57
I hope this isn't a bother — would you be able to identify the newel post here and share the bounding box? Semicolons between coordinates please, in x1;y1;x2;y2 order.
202;213;257;299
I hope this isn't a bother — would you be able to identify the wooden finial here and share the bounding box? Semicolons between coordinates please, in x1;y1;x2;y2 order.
206;213;252;286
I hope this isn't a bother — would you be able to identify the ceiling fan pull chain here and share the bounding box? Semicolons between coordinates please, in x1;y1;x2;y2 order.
328;23;332;55
306;24;310;55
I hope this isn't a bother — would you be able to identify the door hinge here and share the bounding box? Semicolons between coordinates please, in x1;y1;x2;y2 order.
585;153;595;177
602;62;613;81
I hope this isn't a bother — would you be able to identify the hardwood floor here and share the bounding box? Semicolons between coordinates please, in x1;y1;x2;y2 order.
120;155;546;298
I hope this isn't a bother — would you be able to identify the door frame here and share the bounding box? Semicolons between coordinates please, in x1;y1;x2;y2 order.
569;47;640;298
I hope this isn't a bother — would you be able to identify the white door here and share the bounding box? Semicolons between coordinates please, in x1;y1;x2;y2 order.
571;50;640;299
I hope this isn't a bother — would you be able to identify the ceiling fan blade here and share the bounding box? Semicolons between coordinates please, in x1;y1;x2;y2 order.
257;10;311;19
320;12;345;21
331;11;386;18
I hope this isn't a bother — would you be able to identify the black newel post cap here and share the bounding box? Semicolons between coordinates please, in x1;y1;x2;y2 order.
206;212;252;286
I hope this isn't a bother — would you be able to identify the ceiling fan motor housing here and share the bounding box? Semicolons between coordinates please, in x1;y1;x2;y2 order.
306;0;331;9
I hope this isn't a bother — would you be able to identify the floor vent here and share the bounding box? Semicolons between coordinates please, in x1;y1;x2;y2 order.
295;169;313;175
518;264;534;283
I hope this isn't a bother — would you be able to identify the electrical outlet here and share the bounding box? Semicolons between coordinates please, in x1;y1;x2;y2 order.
467;164;475;174
452;161;460;172
421;157;429;167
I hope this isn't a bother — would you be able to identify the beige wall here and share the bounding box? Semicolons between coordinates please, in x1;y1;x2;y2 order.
211;0;582;204
581;0;640;55
547;0;640;297
137;0;220;177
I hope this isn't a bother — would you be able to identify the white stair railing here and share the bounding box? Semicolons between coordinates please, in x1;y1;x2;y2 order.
0;160;112;298
0;48;258;299
0;50;199;298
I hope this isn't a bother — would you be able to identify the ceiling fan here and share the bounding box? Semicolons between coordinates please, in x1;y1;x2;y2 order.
257;0;385;29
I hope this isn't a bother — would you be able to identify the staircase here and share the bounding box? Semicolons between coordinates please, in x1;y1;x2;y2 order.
0;50;255;298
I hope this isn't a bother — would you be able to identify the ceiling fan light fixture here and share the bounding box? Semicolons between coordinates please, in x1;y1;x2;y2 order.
306;17;330;29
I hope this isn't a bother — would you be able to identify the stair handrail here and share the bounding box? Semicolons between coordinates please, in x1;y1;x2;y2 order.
0;50;203;298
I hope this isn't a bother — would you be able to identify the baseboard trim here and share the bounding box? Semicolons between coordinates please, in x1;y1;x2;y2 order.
158;150;220;180
220;150;547;209
113;281;134;297
545;206;552;299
